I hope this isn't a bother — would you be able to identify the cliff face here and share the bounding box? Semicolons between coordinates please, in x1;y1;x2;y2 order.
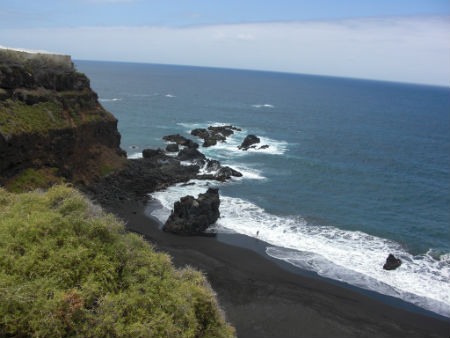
0;49;126;187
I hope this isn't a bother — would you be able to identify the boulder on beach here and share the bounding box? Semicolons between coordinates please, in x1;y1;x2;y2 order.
383;254;402;270
163;188;220;235
238;134;260;150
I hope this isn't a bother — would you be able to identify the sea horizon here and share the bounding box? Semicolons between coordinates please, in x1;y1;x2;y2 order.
75;58;450;90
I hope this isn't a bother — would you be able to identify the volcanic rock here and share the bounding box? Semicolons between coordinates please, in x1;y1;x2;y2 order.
191;128;210;139
142;148;164;158
163;134;199;149
383;254;402;270
166;143;179;152
205;159;222;172
215;166;243;181
163;188;220;235
177;147;206;163
191;125;241;147
238;134;261;150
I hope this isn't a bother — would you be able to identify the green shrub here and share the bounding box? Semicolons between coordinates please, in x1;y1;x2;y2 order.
0;185;235;337
5;167;63;193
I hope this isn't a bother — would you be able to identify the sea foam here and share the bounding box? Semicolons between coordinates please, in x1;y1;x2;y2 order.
252;103;274;108
177;122;288;158
149;179;450;318
99;98;122;102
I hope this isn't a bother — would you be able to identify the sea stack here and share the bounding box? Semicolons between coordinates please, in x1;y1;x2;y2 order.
163;188;220;235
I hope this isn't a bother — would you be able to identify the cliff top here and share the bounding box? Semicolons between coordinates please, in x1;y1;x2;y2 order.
0;48;114;137
0;48;73;72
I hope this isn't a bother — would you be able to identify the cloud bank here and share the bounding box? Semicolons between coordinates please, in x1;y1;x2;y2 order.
1;16;449;86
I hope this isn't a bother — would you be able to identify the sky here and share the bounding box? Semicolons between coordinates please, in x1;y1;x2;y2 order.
0;0;449;86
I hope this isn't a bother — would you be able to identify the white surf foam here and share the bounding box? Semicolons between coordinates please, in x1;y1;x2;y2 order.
225;164;266;180
99;98;122;102
252;104;274;108
127;152;142;159
219;197;450;318
177;122;288;158
165;94;176;98
149;182;450;317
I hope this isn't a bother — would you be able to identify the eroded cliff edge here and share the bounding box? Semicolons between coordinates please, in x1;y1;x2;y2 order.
0;49;126;188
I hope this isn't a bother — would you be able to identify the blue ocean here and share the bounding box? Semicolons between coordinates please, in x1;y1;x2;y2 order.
76;60;450;317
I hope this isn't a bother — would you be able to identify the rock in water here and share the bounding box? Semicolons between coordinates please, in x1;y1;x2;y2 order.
383;254;402;270
191;125;241;147
238;134;261;150
205;159;222;172
162;134;199;149
163;188;220;235
177;147;206;162
215;166;243;181
165;143;179;152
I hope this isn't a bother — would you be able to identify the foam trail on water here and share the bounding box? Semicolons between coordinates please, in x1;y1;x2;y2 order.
149;182;450;318
252;103;274;108
99;98;122;102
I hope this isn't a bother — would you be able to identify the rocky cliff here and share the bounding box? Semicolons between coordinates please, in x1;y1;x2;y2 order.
0;49;126;188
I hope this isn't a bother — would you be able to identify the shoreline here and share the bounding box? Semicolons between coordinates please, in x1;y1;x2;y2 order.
114;199;449;338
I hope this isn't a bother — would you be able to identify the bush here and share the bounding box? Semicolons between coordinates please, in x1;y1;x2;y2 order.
0;185;234;337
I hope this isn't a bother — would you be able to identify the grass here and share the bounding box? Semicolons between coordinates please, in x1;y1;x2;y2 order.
0;185;235;337
0;98;109;137
0;100;66;135
5;168;63;193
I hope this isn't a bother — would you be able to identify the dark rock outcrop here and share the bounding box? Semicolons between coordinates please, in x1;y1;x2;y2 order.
191;128;210;139
383;254;402;270
142;148;164;158
177;147;206;163
166;143;179;152
163;134;198;149
86;154;199;208
163;188;220;235
205;159;222;172
208;125;241;137
216;166;243;181
191;125;241;147
238;135;260;150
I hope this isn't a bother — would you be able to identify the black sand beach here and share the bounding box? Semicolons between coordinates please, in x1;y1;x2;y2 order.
115;200;449;338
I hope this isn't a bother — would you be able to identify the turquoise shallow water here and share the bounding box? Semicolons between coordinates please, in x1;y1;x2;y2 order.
76;60;450;317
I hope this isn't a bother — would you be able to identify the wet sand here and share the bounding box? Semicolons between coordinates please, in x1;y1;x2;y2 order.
115;200;449;338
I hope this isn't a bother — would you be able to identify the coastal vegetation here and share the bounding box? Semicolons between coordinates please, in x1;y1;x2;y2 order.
0;185;234;337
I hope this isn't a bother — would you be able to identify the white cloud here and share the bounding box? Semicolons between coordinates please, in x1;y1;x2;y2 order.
1;16;448;86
